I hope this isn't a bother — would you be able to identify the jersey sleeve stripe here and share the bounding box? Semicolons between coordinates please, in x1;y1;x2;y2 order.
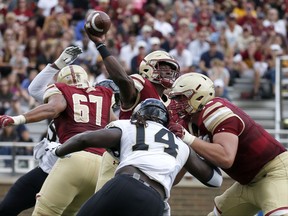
203;102;223;118
43;85;62;103
204;107;237;133
131;74;145;92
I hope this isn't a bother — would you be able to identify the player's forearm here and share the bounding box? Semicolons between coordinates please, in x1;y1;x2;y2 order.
56;129;121;157
28;64;58;102
96;43;137;105
56;130;106;156
96;44;130;82
55;132;89;156
173;168;187;186
191;139;235;169
103;56;132;86
23;104;60;123
184;146;222;187
201;167;223;187
179;128;235;169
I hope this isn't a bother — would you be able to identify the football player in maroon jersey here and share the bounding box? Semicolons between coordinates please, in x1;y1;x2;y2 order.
85;32;180;119
0;64;117;216
168;72;288;216
0;46;83;216
86;32;182;214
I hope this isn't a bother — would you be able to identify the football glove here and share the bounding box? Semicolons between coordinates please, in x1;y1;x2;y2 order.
0;115;26;128
45;141;71;158
169;123;196;145
54;46;83;69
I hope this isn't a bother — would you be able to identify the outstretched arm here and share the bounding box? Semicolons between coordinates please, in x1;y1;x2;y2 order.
173;167;187;185
86;33;138;109
0;94;67;128
23;94;67;123
54;128;122;157
169;123;238;169
184;147;223;187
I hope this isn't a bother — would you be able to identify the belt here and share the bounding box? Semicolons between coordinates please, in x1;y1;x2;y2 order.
116;165;165;200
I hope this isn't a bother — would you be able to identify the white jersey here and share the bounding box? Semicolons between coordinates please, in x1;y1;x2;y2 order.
107;120;190;199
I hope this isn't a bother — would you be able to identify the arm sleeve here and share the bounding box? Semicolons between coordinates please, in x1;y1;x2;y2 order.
28;64;59;103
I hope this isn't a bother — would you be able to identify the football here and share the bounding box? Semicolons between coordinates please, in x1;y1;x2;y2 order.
85;10;111;37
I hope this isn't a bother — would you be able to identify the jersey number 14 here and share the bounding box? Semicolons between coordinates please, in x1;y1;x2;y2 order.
133;125;179;158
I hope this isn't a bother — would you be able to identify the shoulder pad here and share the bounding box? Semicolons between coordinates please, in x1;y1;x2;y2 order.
203;101;237;133
43;84;62;103
130;74;145;92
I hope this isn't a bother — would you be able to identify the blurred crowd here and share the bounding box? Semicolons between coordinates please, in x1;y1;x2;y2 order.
0;0;287;160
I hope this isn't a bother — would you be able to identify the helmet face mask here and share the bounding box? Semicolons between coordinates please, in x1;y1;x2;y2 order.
139;51;180;88
57;65;90;88
131;98;169;127
169;73;215;118
169;92;194;118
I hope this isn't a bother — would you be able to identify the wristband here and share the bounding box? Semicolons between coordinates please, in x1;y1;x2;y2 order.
12;115;26;125
207;168;223;187
96;43;105;49
182;128;196;145
96;43;111;59
54;59;66;70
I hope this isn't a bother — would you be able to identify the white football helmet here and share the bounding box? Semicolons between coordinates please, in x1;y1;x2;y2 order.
139;50;180;88
57;65;90;88
169;73;215;117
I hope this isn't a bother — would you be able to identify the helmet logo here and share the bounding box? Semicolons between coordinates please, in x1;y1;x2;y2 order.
69;65;77;84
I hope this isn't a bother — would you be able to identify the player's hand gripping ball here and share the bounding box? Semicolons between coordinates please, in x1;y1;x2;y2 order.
85;10;111;37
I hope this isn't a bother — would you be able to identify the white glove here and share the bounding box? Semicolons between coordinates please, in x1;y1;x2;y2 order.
45;142;71;158
54;46;83;69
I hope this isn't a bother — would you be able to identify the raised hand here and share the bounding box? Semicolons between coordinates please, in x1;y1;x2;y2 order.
0;115;14;128
84;27;106;45
54;46;83;69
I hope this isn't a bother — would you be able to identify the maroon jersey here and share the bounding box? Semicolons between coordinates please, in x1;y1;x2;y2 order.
188;97;286;184
44;83;113;156
119;74;162;119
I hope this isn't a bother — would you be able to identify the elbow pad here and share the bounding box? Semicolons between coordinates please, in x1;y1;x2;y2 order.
206;167;223;187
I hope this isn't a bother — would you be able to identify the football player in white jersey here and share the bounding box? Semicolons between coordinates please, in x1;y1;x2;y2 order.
46;98;222;216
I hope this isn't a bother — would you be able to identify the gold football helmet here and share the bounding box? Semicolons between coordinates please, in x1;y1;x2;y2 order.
169;73;215;117
139;50;180;88
57;65;90;88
